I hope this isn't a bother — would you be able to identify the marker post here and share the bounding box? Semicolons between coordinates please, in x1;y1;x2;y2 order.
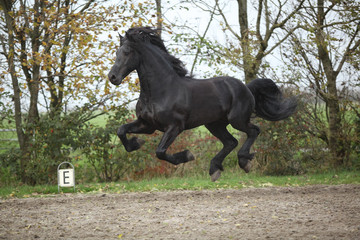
57;162;75;193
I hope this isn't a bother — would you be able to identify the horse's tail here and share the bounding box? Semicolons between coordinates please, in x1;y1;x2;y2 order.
246;78;297;121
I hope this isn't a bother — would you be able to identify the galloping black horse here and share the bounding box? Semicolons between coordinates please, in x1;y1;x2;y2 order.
108;27;297;181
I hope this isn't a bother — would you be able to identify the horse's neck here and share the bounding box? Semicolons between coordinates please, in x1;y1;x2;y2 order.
136;47;179;101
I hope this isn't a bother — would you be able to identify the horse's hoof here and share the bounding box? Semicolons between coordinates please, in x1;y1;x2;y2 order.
185;150;195;162
136;138;145;147
126;137;145;152
211;169;222;182
238;152;254;173
242;161;252;173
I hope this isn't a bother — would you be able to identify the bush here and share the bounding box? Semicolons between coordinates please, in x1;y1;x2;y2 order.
0;108;123;185
77;109;152;182
252;117;307;175
251;97;335;175
350;114;360;170
0;149;21;186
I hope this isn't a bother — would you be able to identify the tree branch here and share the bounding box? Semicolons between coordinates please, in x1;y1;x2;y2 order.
79;0;95;13
215;0;241;42
256;0;263;43
190;2;216;75
335;21;360;74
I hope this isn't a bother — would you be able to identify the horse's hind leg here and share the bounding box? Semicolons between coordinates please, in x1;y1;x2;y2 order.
156;125;195;165
230;121;260;173
205;122;238;182
117;119;155;152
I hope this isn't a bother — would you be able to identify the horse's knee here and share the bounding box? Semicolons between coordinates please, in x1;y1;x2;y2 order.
117;125;126;137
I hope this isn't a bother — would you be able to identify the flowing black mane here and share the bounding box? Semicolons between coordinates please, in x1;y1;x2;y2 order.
125;27;189;77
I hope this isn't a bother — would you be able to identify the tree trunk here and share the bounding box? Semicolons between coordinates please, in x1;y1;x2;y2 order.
1;0;27;182
237;0;257;83
1;0;41;184
315;0;343;166
155;0;162;37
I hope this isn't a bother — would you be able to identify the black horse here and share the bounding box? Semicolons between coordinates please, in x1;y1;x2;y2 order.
108;27;297;181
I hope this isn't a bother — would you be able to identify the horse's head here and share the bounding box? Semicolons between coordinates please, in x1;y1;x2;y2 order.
108;32;140;85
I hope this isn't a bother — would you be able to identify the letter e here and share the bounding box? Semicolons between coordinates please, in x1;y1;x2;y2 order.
63;170;70;185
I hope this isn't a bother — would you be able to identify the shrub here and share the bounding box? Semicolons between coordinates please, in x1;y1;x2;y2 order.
77;109;152;182
252;97;334;175
0;149;21;186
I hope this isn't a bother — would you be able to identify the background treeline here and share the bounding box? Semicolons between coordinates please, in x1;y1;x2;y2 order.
0;0;359;185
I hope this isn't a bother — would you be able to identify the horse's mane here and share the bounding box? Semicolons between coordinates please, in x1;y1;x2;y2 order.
125;27;189;77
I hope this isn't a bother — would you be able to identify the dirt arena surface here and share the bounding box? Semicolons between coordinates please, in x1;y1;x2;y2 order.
1;184;360;240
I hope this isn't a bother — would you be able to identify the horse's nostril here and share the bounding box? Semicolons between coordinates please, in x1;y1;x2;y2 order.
109;74;116;81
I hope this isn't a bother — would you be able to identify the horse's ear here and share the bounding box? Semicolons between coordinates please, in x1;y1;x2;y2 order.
119;33;124;46
124;30;133;43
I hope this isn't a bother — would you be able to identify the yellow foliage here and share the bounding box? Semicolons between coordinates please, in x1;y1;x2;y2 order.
0;0;157;112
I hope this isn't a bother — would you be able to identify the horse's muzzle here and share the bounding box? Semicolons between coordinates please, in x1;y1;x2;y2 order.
108;73;122;85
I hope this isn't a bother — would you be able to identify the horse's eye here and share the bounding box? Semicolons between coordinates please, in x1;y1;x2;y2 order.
122;46;131;56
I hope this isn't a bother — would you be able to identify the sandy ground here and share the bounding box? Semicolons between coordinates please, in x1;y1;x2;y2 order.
1;184;360;240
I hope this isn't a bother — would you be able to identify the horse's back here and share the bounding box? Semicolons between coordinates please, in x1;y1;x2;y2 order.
183;76;254;128
215;77;255;123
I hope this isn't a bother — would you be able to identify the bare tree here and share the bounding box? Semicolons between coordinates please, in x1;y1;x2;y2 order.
287;0;360;166
216;0;305;83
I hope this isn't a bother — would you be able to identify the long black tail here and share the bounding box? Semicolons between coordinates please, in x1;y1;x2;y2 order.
246;78;297;121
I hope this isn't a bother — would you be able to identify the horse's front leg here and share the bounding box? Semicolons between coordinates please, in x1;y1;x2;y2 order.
117;119;155;152
156;126;195;165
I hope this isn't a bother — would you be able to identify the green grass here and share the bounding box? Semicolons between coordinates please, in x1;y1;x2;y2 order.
1;170;359;199
0;127;18;153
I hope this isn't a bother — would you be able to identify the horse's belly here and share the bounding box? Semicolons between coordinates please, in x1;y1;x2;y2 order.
185;104;226;129
184;83;232;128
138;103;187;132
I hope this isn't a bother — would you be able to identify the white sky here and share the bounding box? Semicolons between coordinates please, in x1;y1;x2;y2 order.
159;0;286;80
2;0;358;112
